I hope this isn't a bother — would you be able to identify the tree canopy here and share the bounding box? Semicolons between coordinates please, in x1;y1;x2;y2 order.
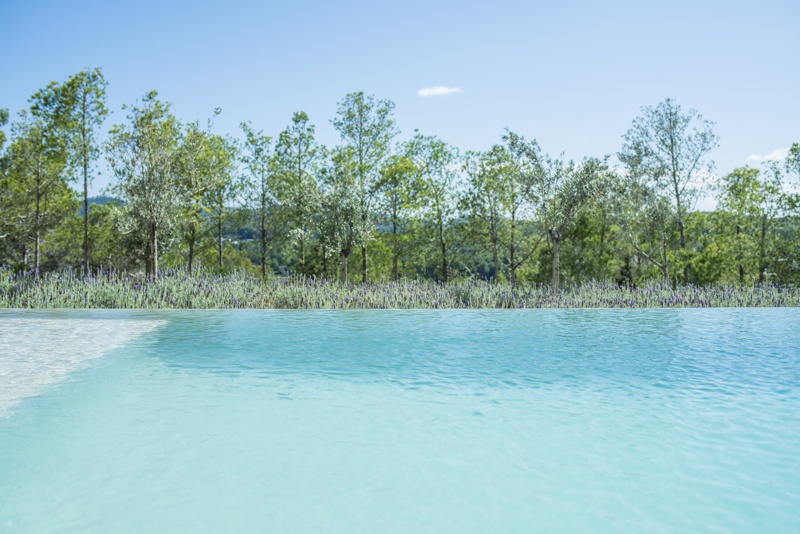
2;71;799;287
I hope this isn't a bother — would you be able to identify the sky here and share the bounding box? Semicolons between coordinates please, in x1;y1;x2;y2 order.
1;0;798;202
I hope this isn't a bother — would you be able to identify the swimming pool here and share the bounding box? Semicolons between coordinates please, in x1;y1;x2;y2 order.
1;309;799;532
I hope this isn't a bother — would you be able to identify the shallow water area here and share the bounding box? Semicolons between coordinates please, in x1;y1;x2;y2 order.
1;309;799;532
0;310;164;416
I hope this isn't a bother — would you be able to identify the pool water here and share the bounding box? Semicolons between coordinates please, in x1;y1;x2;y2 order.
1;309;799;532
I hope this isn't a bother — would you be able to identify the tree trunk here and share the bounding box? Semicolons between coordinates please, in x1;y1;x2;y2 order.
509;210;517;287
673;153;685;251
145;223;157;278
34;228;40;275
675;181;687;281
153;227;158;279
361;245;367;284
439;218;447;284
619;254;632;286
34;190;41;275
736;223;743;286
145;235;152;277
261;206;267;279
596;210;607;278
218;216;223;270
300;232;306;274
341;251;349;283
148;223;159;279
391;216;398;282
492;239;499;283
83;156;89;276
758;217;767;284
551;236;560;292
260;241;267;279
187;225;196;276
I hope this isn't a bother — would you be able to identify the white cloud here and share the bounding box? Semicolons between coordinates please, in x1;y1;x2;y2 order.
417;86;462;97
747;148;789;163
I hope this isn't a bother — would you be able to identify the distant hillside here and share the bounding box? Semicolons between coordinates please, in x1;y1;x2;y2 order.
79;196;120;216
88;196;117;206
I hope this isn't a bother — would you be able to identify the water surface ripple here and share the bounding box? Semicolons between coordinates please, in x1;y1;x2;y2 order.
1;309;798;532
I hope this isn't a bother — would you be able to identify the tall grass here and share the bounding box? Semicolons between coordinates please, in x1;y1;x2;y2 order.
1;266;798;309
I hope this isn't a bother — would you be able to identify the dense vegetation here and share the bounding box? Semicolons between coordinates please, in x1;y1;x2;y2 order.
1;69;799;292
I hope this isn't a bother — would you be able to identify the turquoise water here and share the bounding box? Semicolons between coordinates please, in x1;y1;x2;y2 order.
1;309;799;532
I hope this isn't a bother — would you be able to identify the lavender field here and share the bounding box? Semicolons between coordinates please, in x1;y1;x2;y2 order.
2;268;798;309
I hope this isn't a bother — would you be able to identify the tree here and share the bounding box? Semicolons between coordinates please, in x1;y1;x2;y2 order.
274;112;323;274
106;91;181;278
0;109;9;257
2;78;76;273
240;122;279;279
724;162;788;283
0;107;10;240
505;131;602;290
177;119;213;275
407;133;459;282
202;133;240;271
462;144;539;285
62;68;109;275
787;143;800;180
331;92;397;283
497;144;541;286
0;108;8;151
563;169;626;283
617;169;675;280
716;167;765;284
773;143;800;284
376;153;420;281
462;149;505;282
86;201;135;271
2;115;76;272
619;99;718;279
317;149;371;282
175;110;240;275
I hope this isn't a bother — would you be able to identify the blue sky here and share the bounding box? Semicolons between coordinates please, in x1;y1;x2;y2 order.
1;0;798;199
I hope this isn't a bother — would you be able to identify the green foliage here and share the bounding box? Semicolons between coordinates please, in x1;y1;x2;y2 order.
273;111;323;274
106;91;182;277
1;81;75;272
331;92;398;282
201;131;241;270
461;144;539;285
787;143;800;178
59;68;109;274
1;75;799;296
714;166;772;283
316;149;372;282
0;107;8;150
619;98;719;281
406;132;460;282
375;153;421;281
240;120;281;278
504;130;606;289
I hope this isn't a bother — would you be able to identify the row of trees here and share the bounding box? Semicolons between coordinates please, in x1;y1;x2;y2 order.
1;69;798;287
